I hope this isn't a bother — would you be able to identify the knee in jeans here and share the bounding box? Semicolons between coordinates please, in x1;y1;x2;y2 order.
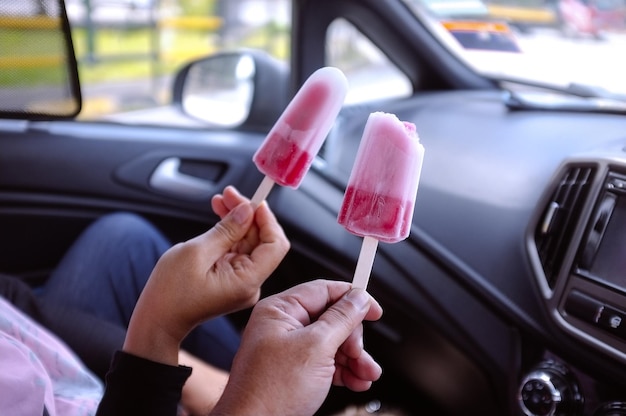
89;212;169;250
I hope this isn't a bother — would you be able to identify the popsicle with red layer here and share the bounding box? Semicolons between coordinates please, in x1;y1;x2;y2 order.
338;112;425;289
251;66;348;205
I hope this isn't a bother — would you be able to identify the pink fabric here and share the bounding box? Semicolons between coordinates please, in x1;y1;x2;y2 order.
0;296;103;415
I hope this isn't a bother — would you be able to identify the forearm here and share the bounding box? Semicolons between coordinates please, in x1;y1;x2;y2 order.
123;307;181;367
179;350;229;414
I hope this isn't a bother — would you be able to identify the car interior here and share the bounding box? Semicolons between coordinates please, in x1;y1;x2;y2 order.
3;0;626;415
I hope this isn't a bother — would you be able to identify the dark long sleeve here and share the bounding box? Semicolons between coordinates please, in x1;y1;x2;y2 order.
96;350;192;416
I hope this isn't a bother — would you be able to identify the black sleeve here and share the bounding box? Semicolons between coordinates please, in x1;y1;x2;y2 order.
96;350;192;416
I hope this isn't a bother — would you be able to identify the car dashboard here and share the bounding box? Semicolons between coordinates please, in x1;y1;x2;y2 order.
289;89;626;415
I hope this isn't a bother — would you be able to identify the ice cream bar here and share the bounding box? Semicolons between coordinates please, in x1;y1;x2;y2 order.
338;112;425;289
251;66;348;205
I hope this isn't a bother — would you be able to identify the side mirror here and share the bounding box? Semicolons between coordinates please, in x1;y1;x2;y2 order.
172;50;288;131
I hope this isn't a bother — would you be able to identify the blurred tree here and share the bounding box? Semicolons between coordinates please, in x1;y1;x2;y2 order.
178;0;217;15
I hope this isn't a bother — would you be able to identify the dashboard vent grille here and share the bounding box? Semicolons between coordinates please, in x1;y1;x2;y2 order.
535;166;595;288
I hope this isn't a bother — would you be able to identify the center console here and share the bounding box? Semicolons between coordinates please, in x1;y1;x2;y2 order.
562;171;626;359
530;156;626;364
524;155;626;415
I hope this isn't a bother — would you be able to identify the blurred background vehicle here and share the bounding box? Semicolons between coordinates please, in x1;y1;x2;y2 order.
557;0;626;38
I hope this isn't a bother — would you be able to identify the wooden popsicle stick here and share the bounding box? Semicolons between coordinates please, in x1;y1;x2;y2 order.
351;236;379;290
251;175;275;208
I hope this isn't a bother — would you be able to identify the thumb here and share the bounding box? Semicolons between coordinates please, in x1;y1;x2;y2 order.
316;288;371;349
201;201;254;253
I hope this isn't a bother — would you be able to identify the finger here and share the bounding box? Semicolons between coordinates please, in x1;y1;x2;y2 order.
336;367;375;392
211;195;228;218
251;280;353;330
341;323;364;360
238;200;291;270
228;202;285;271
211;186;249;218
364;298;383;321
313;288;374;351
347;349;382;382
214;188;266;255
195;201;255;263
253;201;281;241
333;350;382;392
266;281;383;333
222;186;248;209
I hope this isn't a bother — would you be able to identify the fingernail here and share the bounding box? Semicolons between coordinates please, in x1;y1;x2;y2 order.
346;288;370;311
230;203;252;225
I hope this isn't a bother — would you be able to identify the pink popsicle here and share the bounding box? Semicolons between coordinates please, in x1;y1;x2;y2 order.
251;66;348;205
338;112;425;289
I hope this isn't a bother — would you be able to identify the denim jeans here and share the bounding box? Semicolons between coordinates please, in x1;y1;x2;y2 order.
40;212;241;372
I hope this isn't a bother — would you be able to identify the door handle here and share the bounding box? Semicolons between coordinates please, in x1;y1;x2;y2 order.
149;157;214;199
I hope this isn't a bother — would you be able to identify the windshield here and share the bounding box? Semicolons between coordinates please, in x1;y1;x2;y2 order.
56;0;626;123
402;0;626;94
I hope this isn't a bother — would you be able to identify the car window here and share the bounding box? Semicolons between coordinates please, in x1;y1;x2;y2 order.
64;0;291;124
0;0;81;119
326;18;413;104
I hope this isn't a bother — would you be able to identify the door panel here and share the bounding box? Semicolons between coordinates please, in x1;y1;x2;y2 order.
0;121;265;280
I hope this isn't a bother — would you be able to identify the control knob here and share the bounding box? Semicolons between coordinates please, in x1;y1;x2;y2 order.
518;360;583;416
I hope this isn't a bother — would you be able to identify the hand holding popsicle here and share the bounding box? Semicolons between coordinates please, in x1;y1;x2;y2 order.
251;66;348;206
338;112;425;289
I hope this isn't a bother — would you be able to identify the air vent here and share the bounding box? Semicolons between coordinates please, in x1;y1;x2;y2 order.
535;166;595;288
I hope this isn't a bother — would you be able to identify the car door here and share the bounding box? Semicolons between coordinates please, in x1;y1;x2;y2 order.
0;118;268;278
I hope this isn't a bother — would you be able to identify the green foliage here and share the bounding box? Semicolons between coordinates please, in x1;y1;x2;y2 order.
0;28;67;86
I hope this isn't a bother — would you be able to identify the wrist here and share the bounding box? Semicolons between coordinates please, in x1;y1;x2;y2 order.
209;382;275;416
123;310;181;366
